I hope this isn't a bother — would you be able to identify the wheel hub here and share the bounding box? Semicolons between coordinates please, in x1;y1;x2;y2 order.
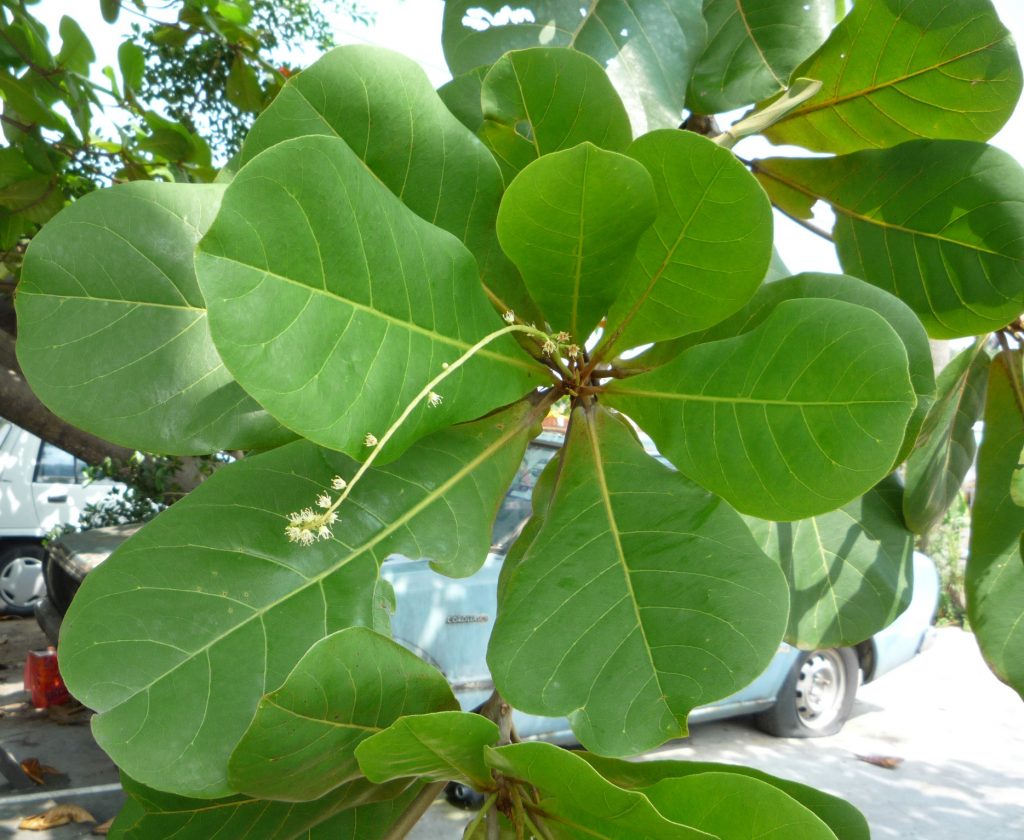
0;555;45;610
795;650;846;730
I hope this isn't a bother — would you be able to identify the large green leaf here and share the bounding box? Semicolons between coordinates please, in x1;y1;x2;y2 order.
239;46;534;318
645;273;935;466
196;134;544;461
754;141;1024;339
496;143;657;338
442;1;706;134
904;341;989;534
581;753;869;840
966;352;1024;699
58;402;539;798
605;298;916;520
437;67;488;133
600;130;773;353
228;629;458;801
16;182;291;455
688;0;835;113
762;0;1023;153
479;48;632;182
355;711;498;789
746;476;914;648
109;773;415;840
643;773;838;839
485;742;712;838
489;406;788;755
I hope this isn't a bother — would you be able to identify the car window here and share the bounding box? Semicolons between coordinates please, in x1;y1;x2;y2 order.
34;442;83;484
491;443;559;553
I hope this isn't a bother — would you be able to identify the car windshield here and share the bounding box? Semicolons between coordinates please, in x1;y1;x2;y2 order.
490;440;560;554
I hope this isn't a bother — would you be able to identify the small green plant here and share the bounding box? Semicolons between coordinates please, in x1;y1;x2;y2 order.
12;1;1024;837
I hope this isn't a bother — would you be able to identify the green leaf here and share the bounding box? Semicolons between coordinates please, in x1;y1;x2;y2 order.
117;41;144;91
226;53;262;112
479;47;633;183
485;742;713;839
966;352;1024;699
109;773;416;840
229;629;458;801
239;46;536;320
646;273;935;466
746;476;914;648
604;298;917;520
58;402;539;798
355;711;498;789
754;141;1024;339
688;0;836;113
16;181;291;455
442;1;707;133
101;0;122;23
762;0;1023;153
601;130;773;353
56;16;95;75
580;752;869;840
196;134;544;461
489;406;788;755
437;67;488;133
904;341;989;533
496;143;657;338
643;772;838;839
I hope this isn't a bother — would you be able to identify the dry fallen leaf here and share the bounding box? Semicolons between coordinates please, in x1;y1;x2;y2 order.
855;754;904;770
19;804;96;830
47;699;88;725
92;817;114;835
20;757;61;785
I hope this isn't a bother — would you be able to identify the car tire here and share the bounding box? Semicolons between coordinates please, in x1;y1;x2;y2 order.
0;544;46;617
443;781;486;810
755;647;859;738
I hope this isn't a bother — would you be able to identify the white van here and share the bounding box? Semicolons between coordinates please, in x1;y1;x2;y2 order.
0;418;115;615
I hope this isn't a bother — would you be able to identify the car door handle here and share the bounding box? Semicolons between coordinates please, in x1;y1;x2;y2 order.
47;494;68;503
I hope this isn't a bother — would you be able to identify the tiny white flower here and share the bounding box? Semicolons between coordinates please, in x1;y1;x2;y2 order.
285;526;303;543
502;310;515;323
317;493;332;509
317;525;332;541
542;338;557;355
298;529;316;546
364;433;378;447
324;511;338;525
300;507;316;523
331;475;347;490
288;511;303;524
428;391;443;407
557;331;571;343
567;344;581;359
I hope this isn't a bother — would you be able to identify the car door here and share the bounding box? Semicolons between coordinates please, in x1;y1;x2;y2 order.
31;441;114;532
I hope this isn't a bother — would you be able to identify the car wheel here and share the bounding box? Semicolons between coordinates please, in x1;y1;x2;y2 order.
443;781;486;810
0;544;46;617
755;647;859;738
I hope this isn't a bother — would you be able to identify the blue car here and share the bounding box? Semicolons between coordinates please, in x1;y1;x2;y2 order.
38;433;939;749
381;430;940;747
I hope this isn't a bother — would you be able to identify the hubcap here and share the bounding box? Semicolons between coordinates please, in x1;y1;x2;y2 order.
0;555;45;610
794;650;846;730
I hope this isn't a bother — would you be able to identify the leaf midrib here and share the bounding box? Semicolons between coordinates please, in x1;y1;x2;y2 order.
607;385;904;407
82;408;543;708
777;35;1008;123
200;254;540;374
582;412;668;716
754;165;1009;258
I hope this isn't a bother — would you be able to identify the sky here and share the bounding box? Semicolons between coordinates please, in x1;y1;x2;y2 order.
29;0;1024;277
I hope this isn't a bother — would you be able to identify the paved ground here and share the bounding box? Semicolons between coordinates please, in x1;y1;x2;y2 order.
1;618;1021;838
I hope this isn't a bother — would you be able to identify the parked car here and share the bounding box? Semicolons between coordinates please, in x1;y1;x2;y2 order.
38;432;939;744
0;418;117;615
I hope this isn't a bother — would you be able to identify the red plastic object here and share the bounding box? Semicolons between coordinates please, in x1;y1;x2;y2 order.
23;648;70;708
